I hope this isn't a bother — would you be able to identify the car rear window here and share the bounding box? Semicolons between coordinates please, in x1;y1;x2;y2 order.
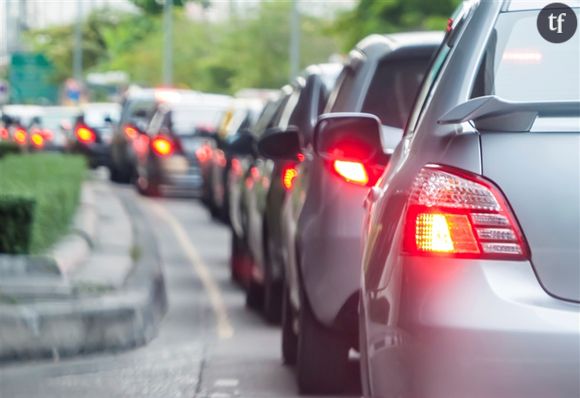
473;9;580;102
171;107;225;135
362;56;433;129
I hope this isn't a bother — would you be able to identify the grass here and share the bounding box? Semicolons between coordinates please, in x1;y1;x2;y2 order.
0;154;86;254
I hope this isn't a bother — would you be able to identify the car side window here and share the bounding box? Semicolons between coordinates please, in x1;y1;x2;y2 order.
326;53;362;113
147;110;165;135
404;4;470;136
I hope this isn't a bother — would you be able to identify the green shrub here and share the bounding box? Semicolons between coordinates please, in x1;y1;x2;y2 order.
0;195;35;254
0;154;86;254
0;142;22;159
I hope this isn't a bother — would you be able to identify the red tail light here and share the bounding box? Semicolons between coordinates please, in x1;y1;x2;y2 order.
151;135;174;157
195;144;212;163
282;164;298;191
31;132;45;148
75;126;96;144
0;127;8;140
14;128;27;145
124;125;139;140
333;160;369;186
403;165;529;259
42;129;54;141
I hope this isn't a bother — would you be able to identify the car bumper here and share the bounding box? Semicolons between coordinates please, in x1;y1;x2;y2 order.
366;258;580;398
71;143;110;168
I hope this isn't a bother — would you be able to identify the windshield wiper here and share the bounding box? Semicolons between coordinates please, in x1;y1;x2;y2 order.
438;95;580;132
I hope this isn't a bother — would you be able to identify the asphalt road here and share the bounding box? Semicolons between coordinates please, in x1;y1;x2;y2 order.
0;184;360;398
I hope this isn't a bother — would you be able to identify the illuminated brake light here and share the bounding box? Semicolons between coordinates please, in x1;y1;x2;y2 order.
151;136;174;156
124;125;139;140
14;128;27;145
31;133;45;148
196;144;212;163
42;129;53;141
404;165;529;259
333;160;369;186
282;165;298;191
0;127;9;140
76;126;96;143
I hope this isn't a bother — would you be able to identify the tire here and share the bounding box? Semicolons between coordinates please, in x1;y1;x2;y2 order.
297;288;349;395
110;162;132;184
281;282;298;366
262;233;282;324
245;280;263;311
230;232;249;285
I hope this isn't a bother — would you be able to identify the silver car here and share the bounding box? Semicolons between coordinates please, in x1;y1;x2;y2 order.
354;1;580;397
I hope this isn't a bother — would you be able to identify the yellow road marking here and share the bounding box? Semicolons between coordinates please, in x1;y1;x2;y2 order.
148;201;234;339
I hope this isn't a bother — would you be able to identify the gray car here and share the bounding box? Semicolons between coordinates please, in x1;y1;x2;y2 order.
259;33;443;394
351;1;580;397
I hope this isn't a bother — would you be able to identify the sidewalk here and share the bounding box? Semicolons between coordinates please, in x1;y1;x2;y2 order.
0;176;167;362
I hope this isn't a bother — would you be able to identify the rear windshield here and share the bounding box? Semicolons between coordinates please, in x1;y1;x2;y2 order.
362;56;433;129
171;107;225;135
473;8;580;102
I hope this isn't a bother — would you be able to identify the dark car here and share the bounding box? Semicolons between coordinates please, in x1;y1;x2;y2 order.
258;33;442;394
228;89;293;289
356;3;580;398
69;103;120;167
134;93;231;197
109;88;222;183
235;64;342;324
204;98;265;222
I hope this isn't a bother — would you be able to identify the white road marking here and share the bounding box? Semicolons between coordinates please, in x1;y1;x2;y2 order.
214;378;240;388
148;201;234;340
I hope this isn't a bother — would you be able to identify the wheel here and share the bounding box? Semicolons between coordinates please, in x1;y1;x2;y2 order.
297;288;349;395
262;234;282;324
246;280;264;310
109;162;132;184
281;282;298;365
230;232;250;285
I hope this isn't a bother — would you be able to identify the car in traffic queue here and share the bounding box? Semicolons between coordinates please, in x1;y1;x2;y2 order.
352;2;580;397
227;92;292;290
109;87;210;183
27;106;80;152
134;93;232;197
204;98;265;222
69;103;121;168
237;64;342;324
0;105;45;149
258;33;443;394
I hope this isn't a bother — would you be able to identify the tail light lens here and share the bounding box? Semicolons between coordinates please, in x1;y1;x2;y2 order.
333;160;369;186
195;144;212;163
31;132;45;148
0;127;8;140
75;126;96;144
14;128;27;145
282;164;298;191
124;125;139;140
42;129;54;141
403;165;529;259
151;135;174;157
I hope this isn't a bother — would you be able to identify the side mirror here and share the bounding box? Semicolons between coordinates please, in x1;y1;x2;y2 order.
229;131;257;156
257;126;301;161
313;113;388;186
314;113;386;163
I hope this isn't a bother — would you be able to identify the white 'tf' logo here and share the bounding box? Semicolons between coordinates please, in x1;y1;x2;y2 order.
548;12;567;33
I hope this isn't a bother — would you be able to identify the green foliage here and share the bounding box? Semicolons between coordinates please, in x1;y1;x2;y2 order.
334;0;461;50
0;142;22;159
26;1;339;93
0;154;86;254
0;195;35;254
129;0;186;15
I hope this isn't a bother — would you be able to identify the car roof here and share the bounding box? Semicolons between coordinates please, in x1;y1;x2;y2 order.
356;31;444;59
505;0;580;12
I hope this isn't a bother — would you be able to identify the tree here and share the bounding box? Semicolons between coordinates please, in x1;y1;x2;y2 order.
334;0;460;50
128;0;186;15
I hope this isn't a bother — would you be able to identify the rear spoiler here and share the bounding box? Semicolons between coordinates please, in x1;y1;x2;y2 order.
438;95;580;132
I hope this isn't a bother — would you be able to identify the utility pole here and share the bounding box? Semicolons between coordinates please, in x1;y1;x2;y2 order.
289;0;300;80
163;0;173;86
73;0;83;82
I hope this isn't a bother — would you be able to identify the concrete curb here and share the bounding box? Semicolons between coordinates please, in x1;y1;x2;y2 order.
51;184;98;275
0;186;167;362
